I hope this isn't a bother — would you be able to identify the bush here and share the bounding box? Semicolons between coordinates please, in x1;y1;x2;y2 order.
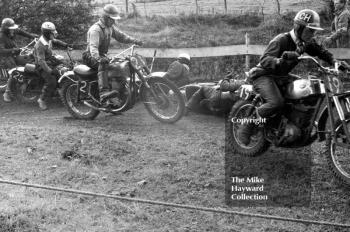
0;0;94;44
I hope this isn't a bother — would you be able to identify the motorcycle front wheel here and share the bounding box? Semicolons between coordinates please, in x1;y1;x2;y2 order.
225;99;270;156
60;81;99;120
140;76;185;123
325;114;350;186
0;69;9;92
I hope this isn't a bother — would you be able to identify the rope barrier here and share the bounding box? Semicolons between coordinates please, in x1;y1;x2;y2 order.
0;178;349;228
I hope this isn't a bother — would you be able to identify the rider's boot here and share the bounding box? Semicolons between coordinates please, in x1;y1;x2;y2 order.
3;91;13;102
98;70;118;102
37;98;48;110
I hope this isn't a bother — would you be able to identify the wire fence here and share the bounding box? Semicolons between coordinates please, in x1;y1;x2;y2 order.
90;0;322;17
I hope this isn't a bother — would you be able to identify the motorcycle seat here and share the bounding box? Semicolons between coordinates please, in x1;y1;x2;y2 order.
73;65;97;79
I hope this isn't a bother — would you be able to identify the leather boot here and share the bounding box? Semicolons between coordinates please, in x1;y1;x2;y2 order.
98;70;118;102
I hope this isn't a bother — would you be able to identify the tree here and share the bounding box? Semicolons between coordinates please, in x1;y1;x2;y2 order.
0;0;94;44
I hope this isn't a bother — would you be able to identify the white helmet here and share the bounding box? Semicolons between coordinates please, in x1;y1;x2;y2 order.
41;22;57;38
178;53;191;62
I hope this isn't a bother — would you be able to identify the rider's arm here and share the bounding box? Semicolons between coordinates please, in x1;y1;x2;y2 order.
259;39;282;71
220;79;245;92
88;27;101;61
305;40;335;65
111;25;138;44
16;28;38;39
35;44;52;74
52;39;68;48
163;61;183;80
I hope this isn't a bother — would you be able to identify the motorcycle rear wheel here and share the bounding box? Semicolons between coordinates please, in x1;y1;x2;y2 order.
141;76;185;123
226;99;270;156
325;114;350;187
60;81;99;120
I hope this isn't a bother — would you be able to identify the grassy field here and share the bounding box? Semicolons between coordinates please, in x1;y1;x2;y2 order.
2;1;350;231
0;95;350;231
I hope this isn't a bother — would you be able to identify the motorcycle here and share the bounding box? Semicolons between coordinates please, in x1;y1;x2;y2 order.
226;55;350;186
2;38;75;102
0;39;36;92
58;44;185;123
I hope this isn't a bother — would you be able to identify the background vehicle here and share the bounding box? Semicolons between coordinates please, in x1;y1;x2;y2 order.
59;44;185;123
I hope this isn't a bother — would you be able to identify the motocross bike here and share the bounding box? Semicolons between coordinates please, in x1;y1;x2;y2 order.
3;38;75;102
0;39;36;92
226;55;350;186
58;44;185;123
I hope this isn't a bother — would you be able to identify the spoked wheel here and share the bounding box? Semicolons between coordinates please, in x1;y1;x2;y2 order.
0;69;9;92
325;114;350;186
141;76;185;123
225;99;270;156
60;81;99;120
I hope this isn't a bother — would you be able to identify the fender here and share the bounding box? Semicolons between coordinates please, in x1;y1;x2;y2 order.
148;71;166;78
317;93;350;141
58;70;77;84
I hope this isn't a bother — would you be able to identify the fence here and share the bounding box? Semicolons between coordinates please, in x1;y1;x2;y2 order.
59;35;350;81
91;0;320;17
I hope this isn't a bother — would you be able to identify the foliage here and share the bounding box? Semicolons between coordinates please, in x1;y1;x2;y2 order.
0;0;95;44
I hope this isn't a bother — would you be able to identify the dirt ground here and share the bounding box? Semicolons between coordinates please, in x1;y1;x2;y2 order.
0;97;350;232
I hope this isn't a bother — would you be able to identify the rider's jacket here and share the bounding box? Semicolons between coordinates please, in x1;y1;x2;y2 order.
163;60;190;86
0;28;36;69
252;30;334;80
86;19;137;61
330;7;350;48
33;36;68;73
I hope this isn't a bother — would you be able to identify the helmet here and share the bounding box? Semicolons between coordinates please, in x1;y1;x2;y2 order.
294;9;323;31
41;22;57;38
103;4;121;20
1;18;18;30
41;22;56;32
178;53;191;65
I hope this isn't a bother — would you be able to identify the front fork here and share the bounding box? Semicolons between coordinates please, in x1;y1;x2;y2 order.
328;94;350;143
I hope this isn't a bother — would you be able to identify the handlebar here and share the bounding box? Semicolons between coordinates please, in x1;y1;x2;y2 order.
110;44;140;63
19;38;38;56
297;55;348;75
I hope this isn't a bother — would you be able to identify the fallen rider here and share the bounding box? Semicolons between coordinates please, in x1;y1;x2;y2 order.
185;72;245;115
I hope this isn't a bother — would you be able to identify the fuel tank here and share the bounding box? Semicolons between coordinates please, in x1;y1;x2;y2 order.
107;60;130;79
284;78;325;100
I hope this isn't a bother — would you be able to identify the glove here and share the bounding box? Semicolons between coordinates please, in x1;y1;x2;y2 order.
338;60;350;72
282;51;300;60
323;37;333;47
99;57;110;64
12;48;21;55
51;68;60;77
134;39;143;46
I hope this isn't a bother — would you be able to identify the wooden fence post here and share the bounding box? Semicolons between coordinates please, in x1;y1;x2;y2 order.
224;0;227;14
245;33;250;70
195;0;199;14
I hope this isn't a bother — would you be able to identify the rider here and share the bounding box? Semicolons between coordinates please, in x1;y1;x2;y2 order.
323;0;350;48
163;53;191;88
82;4;142;103
186;72;244;114
1;18;38;102
238;9;350;145
34;22;71;110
